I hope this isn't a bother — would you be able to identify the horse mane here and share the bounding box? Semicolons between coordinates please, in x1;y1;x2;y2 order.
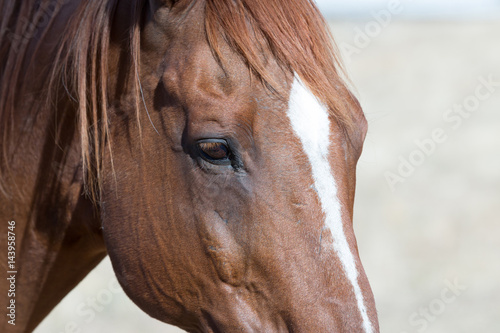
0;0;123;200
0;0;358;201
205;0;357;128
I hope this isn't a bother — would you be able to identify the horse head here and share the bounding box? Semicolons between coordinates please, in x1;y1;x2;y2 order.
101;1;377;331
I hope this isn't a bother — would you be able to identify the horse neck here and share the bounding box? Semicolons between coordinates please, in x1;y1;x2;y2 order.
0;68;106;333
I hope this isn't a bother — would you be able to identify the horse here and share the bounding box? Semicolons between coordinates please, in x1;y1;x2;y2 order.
0;0;378;331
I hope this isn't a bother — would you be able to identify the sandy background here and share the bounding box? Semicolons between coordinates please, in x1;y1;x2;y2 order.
35;20;500;333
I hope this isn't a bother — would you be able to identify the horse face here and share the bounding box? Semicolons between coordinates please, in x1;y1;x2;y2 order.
102;1;376;332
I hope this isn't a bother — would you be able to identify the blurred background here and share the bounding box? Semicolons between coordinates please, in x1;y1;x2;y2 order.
36;1;500;332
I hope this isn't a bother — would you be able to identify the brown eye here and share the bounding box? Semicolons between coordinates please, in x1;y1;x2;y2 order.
197;139;230;164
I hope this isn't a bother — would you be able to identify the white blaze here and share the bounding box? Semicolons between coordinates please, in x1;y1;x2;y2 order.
287;77;373;333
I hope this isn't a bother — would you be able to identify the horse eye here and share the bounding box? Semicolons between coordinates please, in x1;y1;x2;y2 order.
197;139;230;164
